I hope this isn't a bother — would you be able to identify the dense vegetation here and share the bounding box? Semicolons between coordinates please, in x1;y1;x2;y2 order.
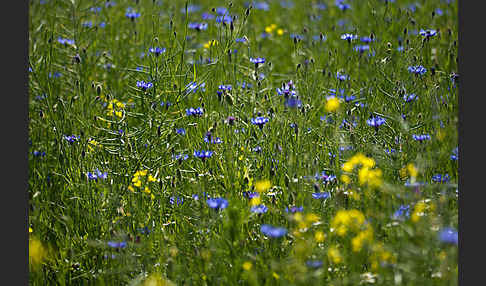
28;0;458;285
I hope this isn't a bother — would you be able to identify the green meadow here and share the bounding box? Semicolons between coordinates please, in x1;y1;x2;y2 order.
28;0;458;285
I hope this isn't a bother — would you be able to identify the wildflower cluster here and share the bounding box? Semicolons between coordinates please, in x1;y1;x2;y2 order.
106;98;125;119
341;153;383;188
127;170;157;197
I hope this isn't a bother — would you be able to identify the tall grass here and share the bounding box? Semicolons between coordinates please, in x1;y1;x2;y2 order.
29;0;458;285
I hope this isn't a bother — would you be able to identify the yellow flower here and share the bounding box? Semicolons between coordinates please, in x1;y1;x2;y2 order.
325;97;341;112
293;212;303;222
331;209;365;236
327;246;342;264
29;227;33;233
203;40;218;49
351;227;374;252
250;197;261;206
272;272;280;280
143;186;151;194
134;180;142;187
411;201;428;222
87;139;100;152
305;213;320;223
128;185;135;192
142;273;176;286
277;28;284;36
242;261;253;271
29;238;47;267
407;163;418;178
148;175;157;182
358;166;383;188
341;174;351;184
255;180;271;192
315;231;326;242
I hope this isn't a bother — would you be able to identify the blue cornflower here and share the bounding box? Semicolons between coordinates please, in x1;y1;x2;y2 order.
170;196;184;206
185;81;206;93
33;151;46;157
64;135;79;143
385;148;396;154
216;15;233;24
339;118;357;129
313;34;327;42
306;260;323;268
173;153;189;161
251;117;269;129
277;80;297;96
260;224;287;238
206;198;228;210
285;206;304;213
148;47;166;56
253;2;270;10
419;29;437;38
438;227;458;245
392;205;410;220
204;136;223;144
99;22;106;28
360;36;374;43
89;6;102;13
354;45;370;53
105;1;116;8
285;97;302;108
290;34;305;40
408;65;427;76
49;71;62;78
280;0;295;8
82;21;93;28
315;171;337;183
87;172;98;180
251;205;268;214
312;192;330;199
450;147;458;161
188;22;208;31
216;7;228;15
176;128;186;135
107;241;127;249
138;226;151;235
136;81;153;91
182;4;201;13
235;37;247;43
186;107;204;116
250;57;266;65
194;150;213;159
432;174;450;183
366;116;386;128
218;84;232;91
239;81;253;89
313;3;327;10
403;93;418;102
340;33;357;41
412;134;431;142
201;12;215;20
336;0;351;10
57;37;75;46
244;192;260;199
336;71;349;81
125;8;141;20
